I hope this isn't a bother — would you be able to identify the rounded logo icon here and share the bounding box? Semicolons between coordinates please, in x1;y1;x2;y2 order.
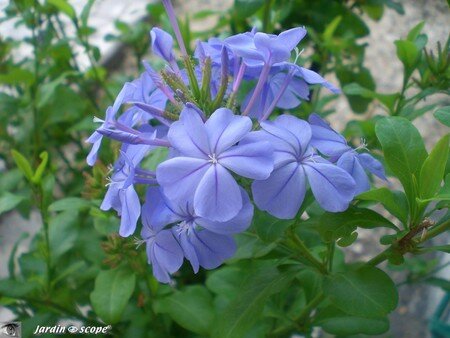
67;326;78;334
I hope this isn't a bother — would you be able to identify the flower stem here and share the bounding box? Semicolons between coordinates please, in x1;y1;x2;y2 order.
242;62;271;116
162;0;188;57
420;219;450;242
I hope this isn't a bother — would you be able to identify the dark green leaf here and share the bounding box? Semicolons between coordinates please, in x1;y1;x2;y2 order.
375;117;427;204
254;210;294;243
357;188;408;224
49;211;78;263
314;206;398;243
213;265;295;338
90;266;136;324
154;286;214;335
315;305;389;336
343;83;398;113
0;279;39;298
323;266;398;318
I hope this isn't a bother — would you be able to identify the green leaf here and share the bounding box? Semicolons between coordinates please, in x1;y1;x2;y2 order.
357;188;408;224
314;206;398;243
419;134;449;199
343;83;398;113
375;117;427;204
407;21;425;42
154;286;214;335
90;266;136;324
0;192;25;215
11;149;34;181
233;0;264;19
32;151;48;184
323;266;398;318
434;106;450;127
336;67;376;114
0;279;39;298
323;16;342;42
48;197;92;212
49;211;78;263
47;0;76;19
315;305;389;336
229;233;276;261
253;210;294;243
395;40;420;73
213;265;295;338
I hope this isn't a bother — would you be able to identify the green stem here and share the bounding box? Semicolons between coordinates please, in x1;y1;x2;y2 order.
288;231;327;274
183;56;201;100
327;242;335;272
367;248;391;266
296;292;326;323
262;0;272;32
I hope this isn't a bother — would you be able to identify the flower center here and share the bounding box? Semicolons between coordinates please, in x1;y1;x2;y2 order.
208;153;218;164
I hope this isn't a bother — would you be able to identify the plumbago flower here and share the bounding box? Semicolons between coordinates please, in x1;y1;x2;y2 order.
86;0;385;283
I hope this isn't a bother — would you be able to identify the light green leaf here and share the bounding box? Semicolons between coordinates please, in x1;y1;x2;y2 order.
154;286;214;336
48;197;92;212
357;188;408;224
375;117;427;205
32;151;48;184
407;21;425;42
47;0;76;19
434;106;450;127
395;40;420;72
90;267;136;324
11;149;34;181
419;134;449;199
323;266;398;318
0;192;25;215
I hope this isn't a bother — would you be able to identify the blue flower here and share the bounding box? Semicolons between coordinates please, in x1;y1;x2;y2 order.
250;115;356;219
308;113;386;194
156;106;273;222
141;186;252;281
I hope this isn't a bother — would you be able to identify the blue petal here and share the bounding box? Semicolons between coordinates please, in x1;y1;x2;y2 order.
219;141;274;179
252;162;307;219
194;164;242;222
156;157;209;202
358;153;387;180
168;107;210;158
196;188;253;234
204;108;252;154
337;152;370;195
118;186;141;237
304;162;356;212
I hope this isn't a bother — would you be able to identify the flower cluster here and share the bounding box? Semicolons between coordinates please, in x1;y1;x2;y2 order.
86;0;385;283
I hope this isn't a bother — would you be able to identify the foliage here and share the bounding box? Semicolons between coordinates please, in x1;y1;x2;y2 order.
0;0;449;337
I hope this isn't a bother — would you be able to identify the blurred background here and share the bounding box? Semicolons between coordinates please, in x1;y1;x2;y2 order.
0;0;449;337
